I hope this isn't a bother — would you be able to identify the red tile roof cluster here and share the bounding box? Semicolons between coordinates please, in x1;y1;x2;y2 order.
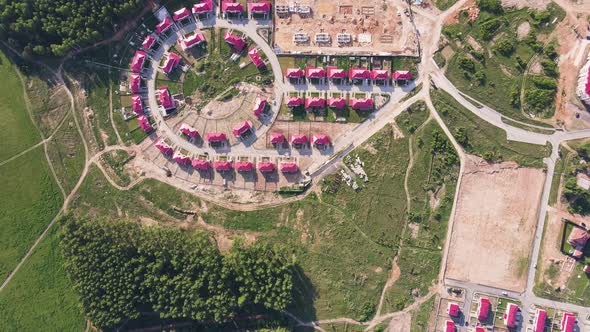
327;66;347;79
253;97;267;117
129;73;141;93
155;17;173;34
214;160;233;171
371;69;389;80
349;68;370;80
444;320;455;332
447;303;460;317
561;312;575;332
173;7;191;21
248;48;265;67
349;98;373;110
305;97;325;108
393;70;413;80
504;303;518;328
280;162;298;173
161;53;180;74
179;123;199;138
285;68;304;78
258;161;275;172
193;0;213;14
235;161;253;171
206;132;227;142
155;138;173;155
286;96;303;107
289;134;308;145
181;31;206;50
157;86;175;110
534;309;546;332
248;1;271;13
137;115;152;133
172;151;191;165
224;32;246;51
232;120;252;137
270;133;285;144
306;66;326;79
131;95;143;115
327;97;346;109
130;50;147;72
477;298;490;321
142;35;156;50
192;159;210;170
222;1;244;13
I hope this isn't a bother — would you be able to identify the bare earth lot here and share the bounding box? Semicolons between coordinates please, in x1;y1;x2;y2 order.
446;157;545;292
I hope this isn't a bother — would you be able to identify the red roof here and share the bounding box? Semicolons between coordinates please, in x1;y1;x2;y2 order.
173;7;191;21
155;138;173;155
258;161;275;172
193;0;213;14
285;68;304;78
179;123;199;138
142;35;156;50
130;50;147;72
222;1;244;13
348;68;370;80
280;162;298;173
477;298;490;321
444;320;455;332
224;32;246;51
157;86;175;110
305;97;325;108
306;66;326;79
504;303;518;328
137;115;152;133
561;313;575;332
534;309;546;332
206;132;227;142
248;1;271;13
349;98;374;110
327;66;347;79
129;73;141;93
371;69;389;80
447;303;460;317
131;95;143;114
232;120;252;137
327;97;346;109
248;48;265;67
270;133;285;144
312;134;330;145
286;96;303;107
585;265;590;273
393;70;413;80
289;134;308;144
253;97;267;117
214;160;233;171
182;31;206;49
161;53;180;74
172;151;191;165
568;226;589;248
155;17;173;34
475;328;485;332
192;159;210;170
235;161;253;171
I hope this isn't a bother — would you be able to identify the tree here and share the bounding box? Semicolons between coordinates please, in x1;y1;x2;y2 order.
493;36;516;56
476;0;503;13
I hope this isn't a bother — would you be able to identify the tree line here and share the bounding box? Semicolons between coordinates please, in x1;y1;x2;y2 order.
0;0;144;57
60;215;295;328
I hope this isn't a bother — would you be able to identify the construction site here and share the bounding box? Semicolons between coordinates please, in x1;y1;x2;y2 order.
273;0;419;56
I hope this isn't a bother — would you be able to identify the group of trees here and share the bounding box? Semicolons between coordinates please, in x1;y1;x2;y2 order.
0;0;143;57
60;216;294;328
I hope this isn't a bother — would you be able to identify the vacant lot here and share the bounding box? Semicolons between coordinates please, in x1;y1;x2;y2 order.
47;114;86;192
446;158;545;291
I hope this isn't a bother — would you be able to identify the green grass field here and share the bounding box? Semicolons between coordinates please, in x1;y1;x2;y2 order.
46;114;86;193
410;295;435;332
0;224;85;332
0;51;41;161
0;146;63;281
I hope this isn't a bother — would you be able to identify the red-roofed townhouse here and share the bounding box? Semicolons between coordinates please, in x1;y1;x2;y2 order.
129;73;142;93
221;1;244;17
235;161;253;172
173;7;192;24
248;1;271;19
224;32;246;51
561;312;575;332
306;66;326;84
270;133;285;146
447;303;460;317
371;69;390;85
534;309;546;332
253;97;267;117
155;17;174;35
327;97;346;110
503;303;518;328
444;320;455;332
327;66;347;84
286;96;303;108
206;132;227;144
130;50;147;72
258;161;275;172
142;34;156;51
172;151;191;165
475;327;485;332
477;298;490;321
348;68;370;84
248;48;265;68
137;115;152;133
157;86;176;111
193;0;213;18
289;134;308;146
280;162;298;173
181;31;206;51
393;70;413;85
214;160;233;171
160;53;181;75
155;138;173;155
192;159;210;170
131;95;143;115
305;97;325;109
349;98;374;111
285;68;304;84
312;135;330;147
232;120;252;137
179;123;199;138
